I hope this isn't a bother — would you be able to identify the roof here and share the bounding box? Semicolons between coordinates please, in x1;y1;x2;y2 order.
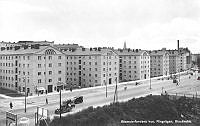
167;50;179;56
63;48;118;56
0;45;64;55
114;49;149;56
149;50;169;56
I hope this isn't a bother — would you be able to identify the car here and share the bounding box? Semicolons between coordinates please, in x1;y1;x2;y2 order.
197;77;200;80
55;105;72;114
62;99;75;108
173;79;178;83
72;96;83;104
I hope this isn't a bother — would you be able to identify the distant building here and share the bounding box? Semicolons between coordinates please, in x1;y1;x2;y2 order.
17;41;54;46
54;43;84;51
63;47;119;87
149;49;169;77
115;48;150;82
167;50;179;74
178;48;192;71
0;41;20;48
0;45;66;95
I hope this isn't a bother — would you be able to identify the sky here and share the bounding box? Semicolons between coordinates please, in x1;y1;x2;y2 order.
0;0;200;53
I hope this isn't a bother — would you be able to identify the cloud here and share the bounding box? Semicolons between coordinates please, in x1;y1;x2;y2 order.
0;0;200;53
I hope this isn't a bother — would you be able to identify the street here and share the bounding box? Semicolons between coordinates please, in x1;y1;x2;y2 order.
0;72;199;126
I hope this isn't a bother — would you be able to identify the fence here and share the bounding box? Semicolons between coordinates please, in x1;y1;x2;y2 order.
167;92;200;101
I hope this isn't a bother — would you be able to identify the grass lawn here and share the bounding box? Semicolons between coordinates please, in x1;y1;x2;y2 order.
0;87;24;97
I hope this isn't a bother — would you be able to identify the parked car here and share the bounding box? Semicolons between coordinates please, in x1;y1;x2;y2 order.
197;77;200;80
173;79;178;83
55;105;72;114
72;96;83;104
62;99;75;108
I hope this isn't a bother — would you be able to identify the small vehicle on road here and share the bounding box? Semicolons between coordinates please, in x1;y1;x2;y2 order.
197;77;200;80
173;79;178;83
55;105;72;114
72;96;83;104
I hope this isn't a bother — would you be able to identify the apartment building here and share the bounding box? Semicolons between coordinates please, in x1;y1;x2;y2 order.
63;47;119;87
167;50;179;74
0;41;20;48
0;45;65;95
179;48;191;71
115;49;150;82
149;49;169;77
54;43;84;51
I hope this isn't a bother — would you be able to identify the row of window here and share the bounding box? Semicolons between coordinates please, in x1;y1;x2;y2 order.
120;56;149;59
66;56;118;60
66;61;117;65
0;69;14;74
66;67;117;71
38;55;62;60
37;71;62;75
67;72;117;77
38;63;62;68
0;76;14;81
66;78;99;83
0;83;14;88
38;77;62;83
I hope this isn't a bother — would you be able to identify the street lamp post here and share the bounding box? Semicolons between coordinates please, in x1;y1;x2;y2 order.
23;77;27;113
149;77;151;89
57;81;62;119
59;86;61;119
113;77;118;103
105;53;108;98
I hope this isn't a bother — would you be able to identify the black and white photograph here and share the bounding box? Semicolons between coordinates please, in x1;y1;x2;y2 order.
0;0;200;126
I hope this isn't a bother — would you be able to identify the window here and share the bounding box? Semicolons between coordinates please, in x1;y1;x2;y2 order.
49;63;52;67
38;79;41;83
95;62;97;65
49;56;52;60
58;56;61;59
38;72;41;76
95;74;97;77
58;78;61;81
38;56;41;60
38;64;41;68
58;71;61;74
58;63;61;66
49;71;52;75
49;79;52;82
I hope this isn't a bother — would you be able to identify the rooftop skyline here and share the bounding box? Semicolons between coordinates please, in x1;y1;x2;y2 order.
0;0;200;53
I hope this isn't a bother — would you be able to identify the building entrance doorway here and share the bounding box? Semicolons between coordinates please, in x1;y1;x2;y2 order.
109;78;112;84
48;85;53;93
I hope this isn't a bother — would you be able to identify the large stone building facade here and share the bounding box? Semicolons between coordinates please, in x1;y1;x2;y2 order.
115;49;150;82
167;50;179;74
64;47;119;87
150;49;169;77
0;45;66;95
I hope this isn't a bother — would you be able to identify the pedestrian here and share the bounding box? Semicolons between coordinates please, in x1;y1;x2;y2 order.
10;102;13;110
46;98;48;104
176;81;179;86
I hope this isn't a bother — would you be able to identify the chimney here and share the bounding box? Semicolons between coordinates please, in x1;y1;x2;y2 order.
177;40;179;50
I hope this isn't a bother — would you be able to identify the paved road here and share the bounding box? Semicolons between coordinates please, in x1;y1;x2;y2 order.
0;72;199;126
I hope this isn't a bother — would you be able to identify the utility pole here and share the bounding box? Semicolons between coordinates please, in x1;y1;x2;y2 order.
60;86;61;119
149;77;151;89
113;77;118;103
24;77;27;113
105;53;108;98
